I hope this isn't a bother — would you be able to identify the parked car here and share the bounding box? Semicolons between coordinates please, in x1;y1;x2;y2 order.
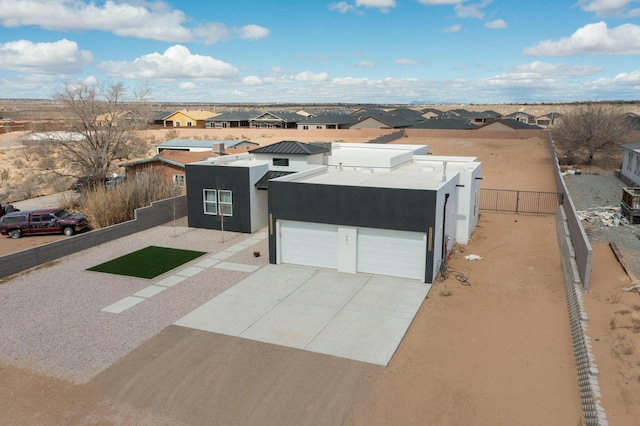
105;174;126;188
0;208;88;239
70;176;108;191
0;204;19;218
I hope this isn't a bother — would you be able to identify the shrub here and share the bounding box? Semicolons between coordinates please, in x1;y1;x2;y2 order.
17;176;38;199
52;175;71;192
57;191;82;211
0;168;10;182
81;170;181;228
164;129;178;140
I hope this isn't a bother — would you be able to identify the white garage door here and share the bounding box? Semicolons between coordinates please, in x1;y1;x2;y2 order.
357;228;426;281
278;220;427;281
279;221;339;269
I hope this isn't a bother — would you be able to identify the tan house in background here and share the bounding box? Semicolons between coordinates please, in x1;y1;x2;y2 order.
121;150;214;193
163;109;217;128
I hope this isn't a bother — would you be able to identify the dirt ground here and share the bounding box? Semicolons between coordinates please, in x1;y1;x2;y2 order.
0;129;636;425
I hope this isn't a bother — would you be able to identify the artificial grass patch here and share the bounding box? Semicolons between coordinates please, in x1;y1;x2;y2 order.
87;245;207;279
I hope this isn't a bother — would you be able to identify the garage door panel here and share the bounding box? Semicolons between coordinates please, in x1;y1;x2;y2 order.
280;221;338;269
357;228;426;281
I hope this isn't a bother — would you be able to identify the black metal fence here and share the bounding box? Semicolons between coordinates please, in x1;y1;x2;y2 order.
480;188;564;215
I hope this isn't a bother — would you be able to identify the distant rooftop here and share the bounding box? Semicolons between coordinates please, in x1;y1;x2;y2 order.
250;140;331;155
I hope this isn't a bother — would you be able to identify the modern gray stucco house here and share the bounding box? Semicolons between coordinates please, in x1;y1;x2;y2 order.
185;141;481;284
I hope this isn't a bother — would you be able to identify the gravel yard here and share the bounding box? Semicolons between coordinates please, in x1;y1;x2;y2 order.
0;222;269;383
563;169;640;280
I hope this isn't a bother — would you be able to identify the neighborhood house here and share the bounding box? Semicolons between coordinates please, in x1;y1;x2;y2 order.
185;141;481;284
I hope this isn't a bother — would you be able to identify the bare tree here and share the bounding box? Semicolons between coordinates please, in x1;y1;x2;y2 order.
552;102;633;167
30;81;151;180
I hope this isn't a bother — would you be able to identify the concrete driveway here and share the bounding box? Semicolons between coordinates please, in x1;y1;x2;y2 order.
175;264;432;366
11;190;79;210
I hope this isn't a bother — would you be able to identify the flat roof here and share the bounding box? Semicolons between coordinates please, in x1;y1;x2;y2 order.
283;157;479;191
327;143;428;169
189;154;269;168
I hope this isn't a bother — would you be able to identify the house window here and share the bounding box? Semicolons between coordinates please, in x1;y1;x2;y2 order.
316;126;323;129
635;156;640;176
218;190;233;216
187;121;193;127
175;121;181;127
273;158;289;167
303;125;309;130
203;189;217;215
627;152;633;171
203;189;233;216
173;174;185;186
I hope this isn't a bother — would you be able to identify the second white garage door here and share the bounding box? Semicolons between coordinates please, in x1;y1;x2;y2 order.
278;220;426;281
356;227;426;281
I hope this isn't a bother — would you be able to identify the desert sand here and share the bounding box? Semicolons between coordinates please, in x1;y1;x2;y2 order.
0;128;637;425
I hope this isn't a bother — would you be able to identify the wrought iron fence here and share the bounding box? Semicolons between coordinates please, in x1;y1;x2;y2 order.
480;188;564;215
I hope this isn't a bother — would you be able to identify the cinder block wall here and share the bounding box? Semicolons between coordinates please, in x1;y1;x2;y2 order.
0;195;187;280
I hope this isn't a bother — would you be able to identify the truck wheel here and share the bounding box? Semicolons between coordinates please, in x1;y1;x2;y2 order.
63;227;75;236
9;229;22;239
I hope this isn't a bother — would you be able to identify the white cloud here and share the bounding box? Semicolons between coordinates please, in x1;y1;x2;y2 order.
455;0;492;19
485;19;507;29
577;0;634;16
329;2;355;13
99;45;238;80
193;23;230;45
295;71;329;82
0;1;270;44
355;0;396;12
0;39;92;73
242;76;262;85
509;61;602;78
0;0;193;42
193;23;270;44
443;24;462;32
417;0;462;4
395;58;421;65
611;70;640;82
523;21;640;56
179;82;197;90
357;60;375;68
235;25;271;40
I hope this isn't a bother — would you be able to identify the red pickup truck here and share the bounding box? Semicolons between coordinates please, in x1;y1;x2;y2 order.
0;208;88;239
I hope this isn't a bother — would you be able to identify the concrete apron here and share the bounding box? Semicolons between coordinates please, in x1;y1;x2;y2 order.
175;264;432;366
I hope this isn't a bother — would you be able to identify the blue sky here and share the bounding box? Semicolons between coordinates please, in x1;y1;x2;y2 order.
1;0;639;104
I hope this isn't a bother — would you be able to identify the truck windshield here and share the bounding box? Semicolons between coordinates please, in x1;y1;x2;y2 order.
54;211;71;219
